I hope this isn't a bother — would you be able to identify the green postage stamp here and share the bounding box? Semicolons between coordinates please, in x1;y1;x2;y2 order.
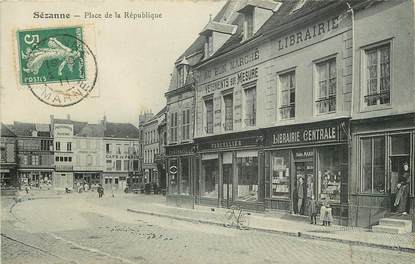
16;26;97;107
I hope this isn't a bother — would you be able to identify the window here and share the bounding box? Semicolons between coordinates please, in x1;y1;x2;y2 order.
244;11;254;40
31;155;39;166
115;178;119;185
106;160;112;170
87;155;93;166
68;157;72;162
205;33;214;57
124;160;129;171
316;59;336;113
64;157;68;162
115;160;122;171
182;109;190;140
180;157;190;195
67;142;72;151
59;157;63;162
205;99;214;133
278;71;295;119
55;156;59;162
133;160;139;171
223;94;233;131
271;151;290;198
116;144;121;154
41;140;52;151
317;146;344;202
244;86;256;126
177;65;188;88
170;112;178;142
236;151;258;201
364;44;390;106
124;144;129;154
201;155;219;198
361;137;385;193
55;142;60;151
106;144;111;153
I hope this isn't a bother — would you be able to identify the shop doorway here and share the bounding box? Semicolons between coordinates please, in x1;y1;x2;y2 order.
389;156;410;212
294;162;314;215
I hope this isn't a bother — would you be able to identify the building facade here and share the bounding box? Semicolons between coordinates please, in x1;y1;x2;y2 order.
349;0;415;227
176;0;414;226
0;123;18;189
73;124;105;190
141;108;166;187
103;121;140;191
10;122;54;189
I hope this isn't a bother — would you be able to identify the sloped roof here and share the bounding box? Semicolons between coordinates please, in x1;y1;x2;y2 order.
200;21;237;35
104;122;139;139
1;123;16;137
204;0;348;63
77;123;105;137
10;121;51;137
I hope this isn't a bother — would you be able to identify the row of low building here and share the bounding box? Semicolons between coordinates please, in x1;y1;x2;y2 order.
1;115;140;191
161;0;415;228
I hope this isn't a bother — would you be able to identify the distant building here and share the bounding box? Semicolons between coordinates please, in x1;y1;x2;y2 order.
0;123;17;189
10;122;54;189
102;118;140;191
140;108;166;187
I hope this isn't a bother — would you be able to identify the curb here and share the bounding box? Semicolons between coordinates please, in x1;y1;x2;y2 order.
126;208;415;253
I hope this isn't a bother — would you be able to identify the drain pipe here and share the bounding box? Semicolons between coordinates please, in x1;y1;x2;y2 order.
345;1;357;227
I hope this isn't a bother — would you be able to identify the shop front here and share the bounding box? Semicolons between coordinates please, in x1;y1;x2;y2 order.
195;130;265;211
102;172;127;191
166;143;196;207
19;169;53;189
74;171;102;191
350;113;415;228
263;118;350;224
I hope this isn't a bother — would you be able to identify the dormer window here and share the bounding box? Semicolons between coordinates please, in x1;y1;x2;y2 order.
244;10;254;40
200;21;237;59
177;57;189;88
237;1;281;42
204;32;214;57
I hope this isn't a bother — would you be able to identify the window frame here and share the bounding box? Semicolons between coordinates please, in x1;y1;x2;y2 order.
277;69;296;120
243;84;257;127
359;135;387;194
360;39;393;111
169;112;178;143
222;92;234;131
204;98;214;134
313;55;338;115
182;109;191;141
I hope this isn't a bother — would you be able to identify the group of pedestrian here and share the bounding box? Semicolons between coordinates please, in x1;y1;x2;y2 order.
307;195;333;226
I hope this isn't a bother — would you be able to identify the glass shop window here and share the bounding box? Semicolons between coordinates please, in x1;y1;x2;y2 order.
361;137;386;193
236;151;258;202
180;157;190;195
201;155;219;198
271;151;290;198
317;146;341;202
390;134;410;193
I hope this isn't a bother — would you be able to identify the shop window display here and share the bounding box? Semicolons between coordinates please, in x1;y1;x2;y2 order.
318;147;341;202
271;151;290;198
168;159;178;194
236;154;258;202
201;158;219;198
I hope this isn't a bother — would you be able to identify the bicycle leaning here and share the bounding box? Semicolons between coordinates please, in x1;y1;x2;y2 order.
224;204;250;230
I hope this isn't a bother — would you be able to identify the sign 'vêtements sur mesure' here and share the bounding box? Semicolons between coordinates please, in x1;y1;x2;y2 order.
200;67;258;95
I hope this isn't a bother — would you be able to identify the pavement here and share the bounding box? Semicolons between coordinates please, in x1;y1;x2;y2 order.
2;190;415;264
123;194;415;252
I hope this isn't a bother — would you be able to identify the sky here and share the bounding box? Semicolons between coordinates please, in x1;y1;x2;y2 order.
0;0;225;126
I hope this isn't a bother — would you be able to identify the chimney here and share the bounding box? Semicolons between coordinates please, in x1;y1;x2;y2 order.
67;114;71;120
102;115;107;130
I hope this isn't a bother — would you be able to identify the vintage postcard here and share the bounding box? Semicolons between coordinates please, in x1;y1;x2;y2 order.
1;0;414;263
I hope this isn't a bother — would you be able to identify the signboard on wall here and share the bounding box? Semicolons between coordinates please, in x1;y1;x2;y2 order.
264;119;349;147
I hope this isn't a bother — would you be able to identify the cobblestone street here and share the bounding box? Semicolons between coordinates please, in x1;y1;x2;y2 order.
1;193;414;264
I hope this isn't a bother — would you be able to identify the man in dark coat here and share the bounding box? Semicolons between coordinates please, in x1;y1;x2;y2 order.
394;162;410;214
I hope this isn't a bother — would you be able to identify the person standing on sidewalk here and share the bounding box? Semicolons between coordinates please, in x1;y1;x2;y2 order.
297;177;304;215
394;161;410;215
308;195;318;224
97;184;104;198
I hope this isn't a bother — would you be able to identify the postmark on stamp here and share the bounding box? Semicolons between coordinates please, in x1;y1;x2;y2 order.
17;26;97;107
